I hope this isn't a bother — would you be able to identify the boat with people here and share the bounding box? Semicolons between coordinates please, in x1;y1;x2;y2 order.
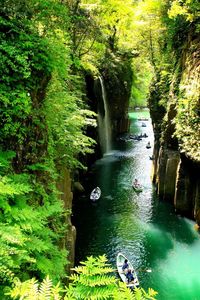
90;187;101;201
140;133;148;138
129;133;148;141
141;122;147;127
116;253;139;289
129;134;142;141
146;142;151;149
132;179;143;192
132;183;143;192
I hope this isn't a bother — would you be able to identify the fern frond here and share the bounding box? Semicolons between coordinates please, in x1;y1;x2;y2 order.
71;274;116;287
9;256;157;300
113;281;135;300
147;287;158;298
51;282;63;300
39;275;53;299
8;278;39;299
70;284;116;300
134;287;157;300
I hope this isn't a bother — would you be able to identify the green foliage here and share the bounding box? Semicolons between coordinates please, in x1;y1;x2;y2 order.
131;0;166;72
45;72;96;170
0;151;68;297
9;276;63;300
0;17;52;146
3;0;196;298
8;256;157;300
168;0;200;22
112;282;157;300
68;255;116;299
174;74;200;160
0;151;16;173
130;57;153;108
0;0;71;159
0;0;98;296
69;0;142;70
0;175;31;196
146;0;200;160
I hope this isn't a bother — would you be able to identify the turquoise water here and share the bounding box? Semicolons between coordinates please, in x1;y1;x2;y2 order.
73;111;200;300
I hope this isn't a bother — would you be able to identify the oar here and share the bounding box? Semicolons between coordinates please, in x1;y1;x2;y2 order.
114;268;152;273
136;268;152;273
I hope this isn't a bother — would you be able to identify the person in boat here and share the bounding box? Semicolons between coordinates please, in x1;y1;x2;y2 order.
126;269;135;283
93;187;100;195
122;259;129;273
146;141;151;148
133;178;140;187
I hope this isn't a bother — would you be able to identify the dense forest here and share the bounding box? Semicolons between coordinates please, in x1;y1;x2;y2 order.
0;0;199;299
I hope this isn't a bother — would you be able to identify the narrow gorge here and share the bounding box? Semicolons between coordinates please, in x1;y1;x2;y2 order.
0;0;200;299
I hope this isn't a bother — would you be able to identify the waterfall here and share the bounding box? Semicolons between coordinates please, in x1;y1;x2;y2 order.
98;76;112;154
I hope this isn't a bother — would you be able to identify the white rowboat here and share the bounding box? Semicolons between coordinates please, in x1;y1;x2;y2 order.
116;253;139;288
90;187;101;201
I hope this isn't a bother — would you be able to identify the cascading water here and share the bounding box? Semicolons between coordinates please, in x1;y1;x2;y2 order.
98;76;112;154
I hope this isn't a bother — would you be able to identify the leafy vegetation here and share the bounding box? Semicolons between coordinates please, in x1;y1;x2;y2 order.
9;256;157;300
145;0;200;159
174;58;200;160
0;151;68;298
167;0;200;159
1;0;199;298
0;0;96;297
130;58;153;108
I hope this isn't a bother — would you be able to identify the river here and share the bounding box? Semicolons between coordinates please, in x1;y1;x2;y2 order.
73;110;200;300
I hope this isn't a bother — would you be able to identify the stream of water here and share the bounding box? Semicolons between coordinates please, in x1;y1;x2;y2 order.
73;110;200;300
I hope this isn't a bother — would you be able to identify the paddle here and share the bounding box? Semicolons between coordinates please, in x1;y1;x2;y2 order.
115;268;152;273
137;269;152;273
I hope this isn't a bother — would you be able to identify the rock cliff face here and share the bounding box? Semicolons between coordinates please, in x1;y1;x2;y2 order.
175;156;200;219
57;168;76;275
101;51;132;138
155;147;180;202
150;34;200;224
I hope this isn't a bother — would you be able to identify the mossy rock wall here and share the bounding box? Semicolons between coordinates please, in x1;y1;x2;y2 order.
57;168;76;275
150;33;200;223
101;51;133;137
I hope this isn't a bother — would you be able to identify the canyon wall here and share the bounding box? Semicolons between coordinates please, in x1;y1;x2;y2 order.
150;33;200;224
57;168;76;275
